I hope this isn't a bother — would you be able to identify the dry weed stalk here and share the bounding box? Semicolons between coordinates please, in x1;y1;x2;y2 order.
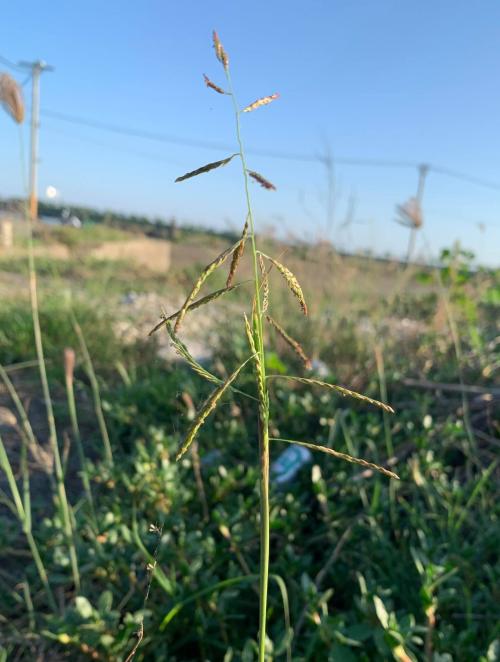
150;32;397;661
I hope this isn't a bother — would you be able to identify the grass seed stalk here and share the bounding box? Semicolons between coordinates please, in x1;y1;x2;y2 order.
158;31;397;661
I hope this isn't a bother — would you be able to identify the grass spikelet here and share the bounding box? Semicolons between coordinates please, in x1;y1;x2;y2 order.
247;170;276;191
271;438;399;480
226;218;249;287
203;74;226;95
174;241;242;333
242;93;279;113
0;73;24;123
212;30;229;69
267;376;395;414
149;284;241;336
259;254;269;313
244;314;266;408
266;316;311;370
165;322;220;385
176;358;250;461
175;154;237;183
259;252;308;315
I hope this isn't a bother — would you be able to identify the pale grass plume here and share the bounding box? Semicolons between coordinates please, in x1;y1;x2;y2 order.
395;197;423;229
176;358;251;461
148;284;241;336
247;170;276;191
174;240;242;333
266;316;311;370
175;154;237;183
259;252;308;315
203;73;226;95
212;30;229;69
0;73;24;123
242;93;279;113
271;438;399;480
267;375;395;414
226;218;249;287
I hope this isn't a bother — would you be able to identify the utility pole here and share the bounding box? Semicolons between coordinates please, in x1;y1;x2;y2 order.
19;60;53;222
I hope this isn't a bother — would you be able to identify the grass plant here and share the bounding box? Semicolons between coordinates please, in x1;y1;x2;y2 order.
148;31;398;660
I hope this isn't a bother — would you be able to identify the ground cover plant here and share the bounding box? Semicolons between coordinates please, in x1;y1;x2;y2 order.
1;36;499;662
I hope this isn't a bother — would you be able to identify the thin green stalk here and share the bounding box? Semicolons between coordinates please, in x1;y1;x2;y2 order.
64;366;98;531
0;432;56;609
225;69;270;662
71;313;114;465
21;579;36;630
26;213;80;591
0;365;39;456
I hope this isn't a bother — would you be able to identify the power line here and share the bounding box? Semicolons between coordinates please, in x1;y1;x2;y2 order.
0;54;25;73
40;109;419;166
43;124;187;166
36;108;500;194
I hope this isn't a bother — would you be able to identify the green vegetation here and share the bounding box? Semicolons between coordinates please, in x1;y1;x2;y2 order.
1;33;499;662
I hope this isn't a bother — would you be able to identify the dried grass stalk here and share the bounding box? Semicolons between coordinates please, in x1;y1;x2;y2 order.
259;254;269;313
226;218;249;287
175;154;237;183
149;284;241;336
212;31;229;69
259;252;308;315
266;316;311;370
268;376;395;414
174;241;241;333
272;438;399;480
247;170;276;191
242;93;279;113
203;74;226;95
176;358;250;460
395;197;423;229
0;73;24;124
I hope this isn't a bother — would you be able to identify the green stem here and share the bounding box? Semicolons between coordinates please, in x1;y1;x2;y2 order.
65;371;99;531
71;313;114;466
225;69;270;662
26;215;80;591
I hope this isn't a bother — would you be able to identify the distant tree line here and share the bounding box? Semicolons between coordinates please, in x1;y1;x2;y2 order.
0;197;240;243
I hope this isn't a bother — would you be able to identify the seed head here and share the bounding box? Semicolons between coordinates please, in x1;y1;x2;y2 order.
0;73;24;124
212;31;229;69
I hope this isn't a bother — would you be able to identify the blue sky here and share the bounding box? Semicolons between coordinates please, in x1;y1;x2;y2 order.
1;1;499;264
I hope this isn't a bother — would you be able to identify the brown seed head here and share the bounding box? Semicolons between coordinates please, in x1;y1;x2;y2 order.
266;316;311;370
226;217;248;287
203;74;226;95
0;73;24;124
64;347;76;384
247;170;276;191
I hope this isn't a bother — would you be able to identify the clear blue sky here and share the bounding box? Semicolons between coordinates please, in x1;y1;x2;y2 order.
1;1;499;264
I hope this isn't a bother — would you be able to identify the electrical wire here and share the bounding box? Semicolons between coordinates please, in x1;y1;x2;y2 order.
40;108;500;193
0;54;24;73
